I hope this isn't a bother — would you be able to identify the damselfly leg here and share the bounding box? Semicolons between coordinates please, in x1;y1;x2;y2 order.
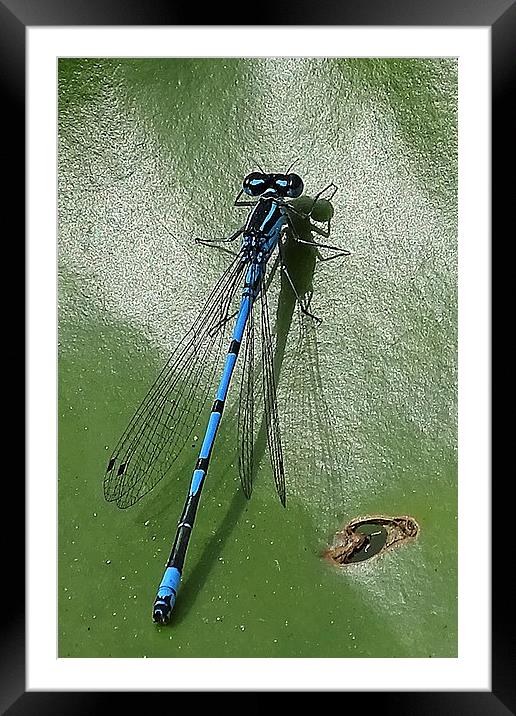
278;238;322;324
233;187;258;208
195;227;244;245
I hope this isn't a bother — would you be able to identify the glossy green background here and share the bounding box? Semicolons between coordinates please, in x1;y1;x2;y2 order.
58;58;457;658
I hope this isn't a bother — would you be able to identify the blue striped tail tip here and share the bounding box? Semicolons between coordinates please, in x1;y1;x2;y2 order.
152;594;175;624
153;566;181;625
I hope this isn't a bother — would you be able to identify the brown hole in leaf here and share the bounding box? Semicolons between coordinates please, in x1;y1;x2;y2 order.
323;515;420;566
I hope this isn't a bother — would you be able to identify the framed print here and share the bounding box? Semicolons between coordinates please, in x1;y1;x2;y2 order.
55;47;462;661
6;0;505;710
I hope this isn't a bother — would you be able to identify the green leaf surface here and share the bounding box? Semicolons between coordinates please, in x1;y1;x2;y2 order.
58;58;457;658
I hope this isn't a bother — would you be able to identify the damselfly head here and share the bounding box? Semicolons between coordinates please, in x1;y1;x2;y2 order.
243;172;304;198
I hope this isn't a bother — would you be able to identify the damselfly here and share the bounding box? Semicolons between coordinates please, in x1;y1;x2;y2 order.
104;169;349;624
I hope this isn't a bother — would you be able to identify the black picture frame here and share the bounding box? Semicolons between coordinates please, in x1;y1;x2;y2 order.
8;0;504;712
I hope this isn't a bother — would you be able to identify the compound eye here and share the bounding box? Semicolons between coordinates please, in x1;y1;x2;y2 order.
286;173;304;198
243;172;268;196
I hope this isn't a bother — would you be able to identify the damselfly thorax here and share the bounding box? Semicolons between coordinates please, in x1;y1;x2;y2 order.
242;196;287;264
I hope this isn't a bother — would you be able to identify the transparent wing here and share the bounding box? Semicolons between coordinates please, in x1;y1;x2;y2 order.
260;277;286;506
237;292;256;499
104;252;246;508
279;308;348;540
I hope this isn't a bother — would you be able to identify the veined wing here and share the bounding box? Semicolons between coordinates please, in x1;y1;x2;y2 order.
237;289;256;499
279;308;347;539
260;276;286;506
104;252;246;508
